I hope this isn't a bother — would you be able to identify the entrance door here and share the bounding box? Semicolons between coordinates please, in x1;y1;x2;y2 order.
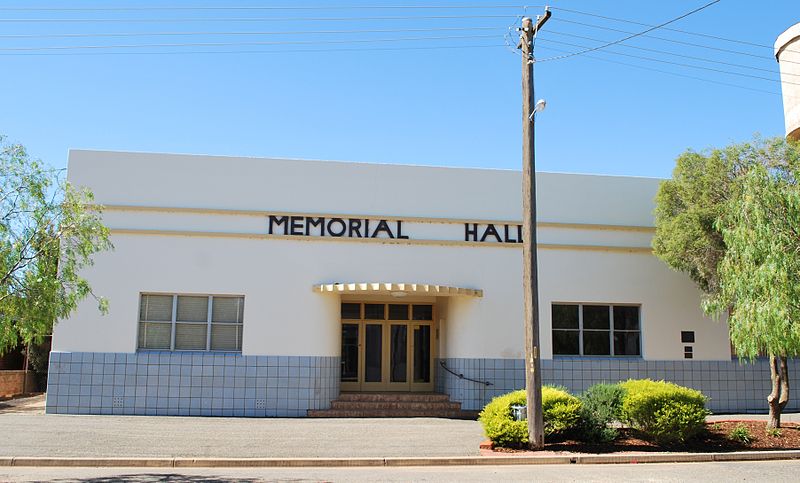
340;302;434;392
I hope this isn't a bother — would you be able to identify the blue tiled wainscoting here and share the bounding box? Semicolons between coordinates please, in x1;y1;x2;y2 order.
435;357;800;413
46;352;340;416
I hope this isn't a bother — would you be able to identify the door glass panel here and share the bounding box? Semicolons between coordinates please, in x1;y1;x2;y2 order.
365;324;383;382
364;304;385;320
390;325;408;382
341;324;359;382
413;325;431;383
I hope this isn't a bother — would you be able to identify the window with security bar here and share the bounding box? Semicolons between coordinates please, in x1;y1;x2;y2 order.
138;294;244;352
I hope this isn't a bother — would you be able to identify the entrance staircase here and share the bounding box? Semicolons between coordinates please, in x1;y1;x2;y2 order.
307;392;476;419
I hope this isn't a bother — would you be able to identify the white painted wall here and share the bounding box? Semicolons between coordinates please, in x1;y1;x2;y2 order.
53;150;731;360
66;149;659;227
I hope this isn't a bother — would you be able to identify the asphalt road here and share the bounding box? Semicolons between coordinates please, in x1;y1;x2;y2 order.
2;460;800;482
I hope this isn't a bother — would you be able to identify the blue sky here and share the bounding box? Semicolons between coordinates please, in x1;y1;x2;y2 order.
0;0;796;178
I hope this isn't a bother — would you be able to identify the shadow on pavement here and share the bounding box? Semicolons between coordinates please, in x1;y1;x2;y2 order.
0;394;45;414
49;474;264;483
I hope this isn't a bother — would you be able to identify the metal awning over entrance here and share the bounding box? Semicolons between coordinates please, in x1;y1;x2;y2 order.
312;282;483;298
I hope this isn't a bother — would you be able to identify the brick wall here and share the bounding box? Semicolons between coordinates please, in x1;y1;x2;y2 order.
0;370;36;397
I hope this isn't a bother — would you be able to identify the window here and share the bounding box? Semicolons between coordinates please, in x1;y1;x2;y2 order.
138;294;244;351
338;303;434;322
341;303;361;319
412;304;433;321
364;303;385;320
551;303;640;356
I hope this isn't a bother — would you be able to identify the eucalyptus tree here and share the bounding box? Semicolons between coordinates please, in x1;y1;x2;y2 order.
705;164;800;429
0;135;111;354
653;136;800;428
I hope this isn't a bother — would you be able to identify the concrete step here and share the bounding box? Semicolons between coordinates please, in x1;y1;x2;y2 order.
336;392;452;403
307;408;471;418
330;401;462;411
309;392;473;419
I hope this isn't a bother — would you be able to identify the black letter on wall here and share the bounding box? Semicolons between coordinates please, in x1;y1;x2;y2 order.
306;217;325;236
268;215;289;235
290;216;304;236
480;224;502;243
396;220;409;239
348;219;363;238
465;223;478;241
328;218;347;237
371;219;395;238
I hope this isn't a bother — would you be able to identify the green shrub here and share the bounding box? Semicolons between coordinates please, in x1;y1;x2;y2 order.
579;383;625;443
479;387;582;447
542;386;582;436
620;379;709;444
649;401;709;444
479;390;528;447
729;423;752;445
767;427;782;438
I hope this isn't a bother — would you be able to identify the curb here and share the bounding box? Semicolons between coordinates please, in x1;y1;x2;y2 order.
2;451;800;468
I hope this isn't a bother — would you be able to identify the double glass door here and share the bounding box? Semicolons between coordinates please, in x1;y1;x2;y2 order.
340;302;434;392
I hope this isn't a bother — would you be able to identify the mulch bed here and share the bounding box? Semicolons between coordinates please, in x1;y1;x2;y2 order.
487;421;800;454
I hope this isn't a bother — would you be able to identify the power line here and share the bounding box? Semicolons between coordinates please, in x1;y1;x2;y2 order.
534;0;722;63
0;4;535;12
0;14;518;23
550;6;782;52
537;37;800;86
0;34;503;52
549;17;782;63
0;26;506;40
544;29;796;78
0;43;507;57
537;43;785;97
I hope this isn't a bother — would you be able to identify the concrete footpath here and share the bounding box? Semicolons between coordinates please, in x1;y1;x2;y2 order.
1;396;485;459
2;395;800;467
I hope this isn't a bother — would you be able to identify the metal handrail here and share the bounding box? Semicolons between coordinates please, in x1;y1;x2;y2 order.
438;360;494;386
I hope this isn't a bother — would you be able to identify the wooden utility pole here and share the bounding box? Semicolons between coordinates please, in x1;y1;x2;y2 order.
519;9;550;450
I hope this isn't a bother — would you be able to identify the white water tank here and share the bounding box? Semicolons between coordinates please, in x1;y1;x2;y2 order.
776;22;800;141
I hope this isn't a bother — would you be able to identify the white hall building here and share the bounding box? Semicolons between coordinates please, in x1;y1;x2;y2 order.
45;150;795;416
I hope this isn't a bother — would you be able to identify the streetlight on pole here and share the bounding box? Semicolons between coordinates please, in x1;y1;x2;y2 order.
518;8;550;451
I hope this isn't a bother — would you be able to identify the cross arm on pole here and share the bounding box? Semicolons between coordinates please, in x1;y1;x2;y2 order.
517;7;551;51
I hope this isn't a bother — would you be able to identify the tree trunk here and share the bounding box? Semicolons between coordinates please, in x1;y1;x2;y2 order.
767;355;790;429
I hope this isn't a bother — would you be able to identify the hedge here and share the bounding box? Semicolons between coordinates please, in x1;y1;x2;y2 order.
619;379;709;444
579;383;626;443
479;387;582;447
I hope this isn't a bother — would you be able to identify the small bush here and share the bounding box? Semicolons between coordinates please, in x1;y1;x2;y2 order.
579;383;625;443
620;379;709;444
479;390;528;447
542;386;582;436
767;427;782;438
650;401;709;444
479;387;582;447
729;423;752;445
